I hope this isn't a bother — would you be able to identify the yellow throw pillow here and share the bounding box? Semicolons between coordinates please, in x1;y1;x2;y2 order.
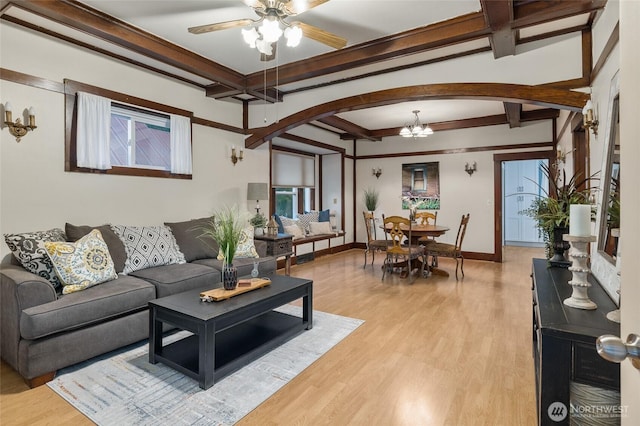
44;229;117;294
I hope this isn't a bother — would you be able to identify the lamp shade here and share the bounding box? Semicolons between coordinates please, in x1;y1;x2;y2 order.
247;182;269;201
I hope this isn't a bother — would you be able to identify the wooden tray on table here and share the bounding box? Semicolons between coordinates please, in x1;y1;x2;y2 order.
199;278;272;302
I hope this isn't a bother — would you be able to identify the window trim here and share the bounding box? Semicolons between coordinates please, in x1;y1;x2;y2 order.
64;79;193;179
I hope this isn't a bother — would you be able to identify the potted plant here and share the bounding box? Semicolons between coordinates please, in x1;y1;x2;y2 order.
521;162;596;264
199;205;245;290
363;187;379;213
249;211;267;236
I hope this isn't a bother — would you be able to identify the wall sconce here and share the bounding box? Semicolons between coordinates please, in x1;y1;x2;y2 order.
3;102;37;142
372;167;382;179
582;99;598;136
465;162;477;177
231;145;244;165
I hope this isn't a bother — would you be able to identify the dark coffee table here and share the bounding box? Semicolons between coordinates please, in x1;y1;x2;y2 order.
148;274;313;389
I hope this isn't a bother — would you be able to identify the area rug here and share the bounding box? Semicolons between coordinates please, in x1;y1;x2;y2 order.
47;305;363;425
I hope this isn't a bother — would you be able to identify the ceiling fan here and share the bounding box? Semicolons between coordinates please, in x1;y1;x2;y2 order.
188;0;347;60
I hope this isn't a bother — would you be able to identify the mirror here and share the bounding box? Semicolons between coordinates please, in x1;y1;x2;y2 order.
591;71;620;304
598;97;620;262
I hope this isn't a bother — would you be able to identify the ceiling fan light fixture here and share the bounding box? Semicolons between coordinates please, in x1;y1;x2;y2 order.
255;38;273;55
259;18;282;43
285;25;302;47
242;27;260;48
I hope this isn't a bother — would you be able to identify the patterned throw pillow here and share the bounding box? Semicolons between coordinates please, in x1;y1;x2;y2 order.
4;228;66;291
297;212;319;235
44;229;117;295
217;227;259;261
309;221;333;235
111;225;186;274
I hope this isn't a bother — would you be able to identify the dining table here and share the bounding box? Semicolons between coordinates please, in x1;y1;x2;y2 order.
381;222;450;277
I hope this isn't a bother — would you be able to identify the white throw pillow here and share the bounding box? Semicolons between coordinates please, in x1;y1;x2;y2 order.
309;221;333;235
111;225;186;274
284;224;305;240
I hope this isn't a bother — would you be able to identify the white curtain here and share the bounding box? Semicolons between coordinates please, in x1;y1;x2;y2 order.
76;92;112;170
170;114;192;174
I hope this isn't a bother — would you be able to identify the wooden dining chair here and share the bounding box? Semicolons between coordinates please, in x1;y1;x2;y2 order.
363;211;392;268
423;213;470;280
381;214;426;283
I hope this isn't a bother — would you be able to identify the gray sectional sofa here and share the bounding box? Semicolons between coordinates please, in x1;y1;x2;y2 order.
0;217;277;387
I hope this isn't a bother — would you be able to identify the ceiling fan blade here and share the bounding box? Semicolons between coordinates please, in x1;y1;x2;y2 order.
284;0;330;16
188;19;254;34
293;21;347;49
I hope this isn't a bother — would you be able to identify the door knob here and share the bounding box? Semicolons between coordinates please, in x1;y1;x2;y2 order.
596;333;640;369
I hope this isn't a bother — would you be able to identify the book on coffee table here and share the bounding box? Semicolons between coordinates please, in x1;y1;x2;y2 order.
199;278;272;302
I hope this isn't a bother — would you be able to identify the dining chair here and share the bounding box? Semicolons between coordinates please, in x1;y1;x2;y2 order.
423;213;470;280
381;214;426;283
415;211;439;266
362;211;392;268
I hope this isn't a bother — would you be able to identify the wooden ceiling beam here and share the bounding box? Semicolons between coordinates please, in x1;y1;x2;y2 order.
512;0;607;29
317;116;379;141
9;0;245;89
481;0;516;58
276;133;346;154
504;102;522;128
244;12;491;90
245;83;586;148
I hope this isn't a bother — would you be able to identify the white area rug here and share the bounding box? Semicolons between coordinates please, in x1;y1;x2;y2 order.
48;305;363;425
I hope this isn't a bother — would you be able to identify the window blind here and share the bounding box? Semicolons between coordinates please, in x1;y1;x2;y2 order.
272;151;315;187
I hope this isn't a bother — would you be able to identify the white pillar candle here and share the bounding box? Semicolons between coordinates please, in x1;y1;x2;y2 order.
569;204;591;237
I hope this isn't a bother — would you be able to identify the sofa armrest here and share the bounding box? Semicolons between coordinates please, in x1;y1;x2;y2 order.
0;265;57;370
254;239;268;258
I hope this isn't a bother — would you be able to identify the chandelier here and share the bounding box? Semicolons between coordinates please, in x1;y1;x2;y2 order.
241;14;302;56
399;110;434;138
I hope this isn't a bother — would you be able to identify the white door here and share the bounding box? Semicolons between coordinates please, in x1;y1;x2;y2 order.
503;160;547;246
620;2;640;423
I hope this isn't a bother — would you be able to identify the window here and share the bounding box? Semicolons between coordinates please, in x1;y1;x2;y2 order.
274;187;314;218
110;104;170;171
64;79;193;179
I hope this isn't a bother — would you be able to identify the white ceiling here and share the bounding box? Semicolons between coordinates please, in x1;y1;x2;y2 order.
2;0;593;151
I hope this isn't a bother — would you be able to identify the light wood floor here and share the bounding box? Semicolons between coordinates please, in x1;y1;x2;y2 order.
1;246;542;425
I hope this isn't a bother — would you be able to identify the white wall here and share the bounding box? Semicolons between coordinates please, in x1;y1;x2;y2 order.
355;122;553;254
0;23;269;259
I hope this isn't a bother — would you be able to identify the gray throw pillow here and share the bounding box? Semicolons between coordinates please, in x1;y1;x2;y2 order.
165;217;218;262
66;223;127;273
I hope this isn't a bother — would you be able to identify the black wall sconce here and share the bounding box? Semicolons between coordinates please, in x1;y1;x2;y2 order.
465;162;477;177
372;167;382;179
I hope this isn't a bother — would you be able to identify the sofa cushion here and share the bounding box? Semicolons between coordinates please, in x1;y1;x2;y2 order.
20;274;155;340
319;209;330;222
44;229;118;295
66;223;127;273
129;263;221;298
111;225;186;274
164;217;218;262
4;228;66;291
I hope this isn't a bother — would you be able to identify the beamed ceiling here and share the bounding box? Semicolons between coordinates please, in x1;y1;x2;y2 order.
0;0;609;152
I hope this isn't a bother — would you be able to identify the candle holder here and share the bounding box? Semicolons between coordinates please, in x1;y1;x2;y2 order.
562;234;597;310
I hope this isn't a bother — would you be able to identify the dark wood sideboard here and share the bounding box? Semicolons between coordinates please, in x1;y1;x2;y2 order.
532;258;620;426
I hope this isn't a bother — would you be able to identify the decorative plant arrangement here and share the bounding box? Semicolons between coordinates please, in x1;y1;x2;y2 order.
199;205;246;289
363;187;379;212
520;162;597;261
249;211;268;235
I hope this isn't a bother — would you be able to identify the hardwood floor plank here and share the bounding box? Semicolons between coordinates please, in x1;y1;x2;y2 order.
1;247;541;425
